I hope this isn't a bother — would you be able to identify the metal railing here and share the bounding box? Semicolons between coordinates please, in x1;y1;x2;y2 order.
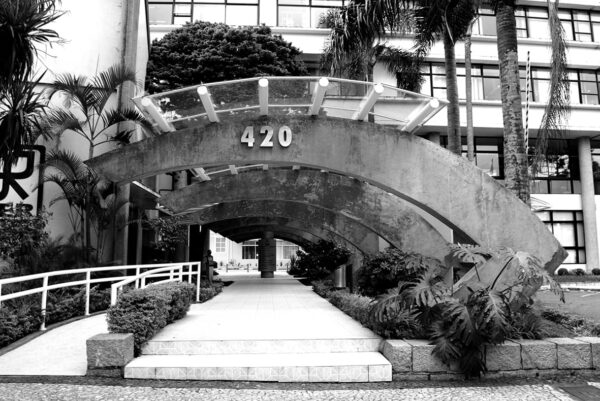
0;261;202;330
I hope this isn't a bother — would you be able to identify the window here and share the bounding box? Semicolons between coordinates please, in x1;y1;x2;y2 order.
536;211;585;264
277;0;343;28
148;0;259;26
589;142;600;194
422;63;500;101
242;239;258;259
276;240;300;259
471;6;600;43
441;136;503;178
215;237;226;253
529;139;581;195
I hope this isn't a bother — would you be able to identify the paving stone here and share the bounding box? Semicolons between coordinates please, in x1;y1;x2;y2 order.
547;338;593;370
512;339;557;370
381;340;412;373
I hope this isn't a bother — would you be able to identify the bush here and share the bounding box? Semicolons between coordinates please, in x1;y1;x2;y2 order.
574;268;586;276
294;240;350;281
556;268;569;276
0;299;43;348
358;248;442;296
312;279;334;298
46;287;86;325
198;287;218;303
593;268;600;276
107;281;197;355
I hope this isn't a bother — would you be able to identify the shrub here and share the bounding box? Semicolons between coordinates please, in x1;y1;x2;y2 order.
294;240;350;280
0;299;43;348
46;287;86;325
312;279;334;298
574;268;586;276
358;248;442;296
592;268;600;276
107;281;197;355
556;268;569;276
198;287;218;303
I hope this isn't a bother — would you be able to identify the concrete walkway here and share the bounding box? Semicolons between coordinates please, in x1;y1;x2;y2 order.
0;313;107;376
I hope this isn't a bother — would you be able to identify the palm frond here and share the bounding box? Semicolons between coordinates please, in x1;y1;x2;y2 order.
0;0;63;84
0;75;47;165
44;149;89;184
90;65;138;114
45;107;85;138
100;107;152;134
376;46;424;92
48;73;95;116
530;0;570;177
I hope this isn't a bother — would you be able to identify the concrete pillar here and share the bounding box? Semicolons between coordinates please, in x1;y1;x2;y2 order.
113;184;130;264
578;137;599;272
173;171;189;262
258;231;276;278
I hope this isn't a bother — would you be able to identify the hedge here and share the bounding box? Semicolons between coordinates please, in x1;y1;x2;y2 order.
107;282;198;355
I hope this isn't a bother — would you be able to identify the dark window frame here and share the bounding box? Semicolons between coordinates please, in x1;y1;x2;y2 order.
537;210;586;264
148;0;260;26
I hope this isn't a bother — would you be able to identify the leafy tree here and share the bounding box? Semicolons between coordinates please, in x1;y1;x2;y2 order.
294;240;350;280
0;0;62;165
321;5;423;92
144;215;189;262
146;21;308;92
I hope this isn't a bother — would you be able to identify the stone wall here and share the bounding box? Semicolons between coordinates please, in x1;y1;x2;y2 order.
381;337;600;380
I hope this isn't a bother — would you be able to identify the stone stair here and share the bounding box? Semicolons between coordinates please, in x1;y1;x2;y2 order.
125;337;392;382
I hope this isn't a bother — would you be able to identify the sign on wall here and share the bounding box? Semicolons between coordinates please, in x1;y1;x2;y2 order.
0;146;45;215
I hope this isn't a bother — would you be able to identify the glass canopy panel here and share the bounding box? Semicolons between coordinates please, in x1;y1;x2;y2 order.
135;76;446;132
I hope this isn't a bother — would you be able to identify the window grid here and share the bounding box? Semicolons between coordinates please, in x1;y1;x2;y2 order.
420;63;600;105
277;0;345;28
242;239;258;259
472;5;600;43
537;211;585;264
148;0;259;26
215;237;226;253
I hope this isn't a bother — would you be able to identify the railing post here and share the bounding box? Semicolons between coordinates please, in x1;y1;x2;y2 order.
142;276;146;288
110;285;118;306
40;276;49;331
188;264;193;284
135;266;141;289
170;268;174;280
196;263;201;302
85;271;91;315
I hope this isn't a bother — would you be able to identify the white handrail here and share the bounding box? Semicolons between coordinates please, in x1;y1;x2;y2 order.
0;261;202;330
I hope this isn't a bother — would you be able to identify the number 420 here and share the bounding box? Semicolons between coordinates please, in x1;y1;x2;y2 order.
241;125;292;148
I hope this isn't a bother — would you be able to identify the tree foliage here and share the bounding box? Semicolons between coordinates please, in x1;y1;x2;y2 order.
146;21;308;93
0;0;62;165
144;215;189;262
292;240;350;281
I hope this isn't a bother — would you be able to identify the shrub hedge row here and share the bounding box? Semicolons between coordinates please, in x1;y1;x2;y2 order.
107;281;219;355
0;285;111;349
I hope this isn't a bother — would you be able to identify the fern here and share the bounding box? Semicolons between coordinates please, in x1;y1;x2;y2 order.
409;269;448;307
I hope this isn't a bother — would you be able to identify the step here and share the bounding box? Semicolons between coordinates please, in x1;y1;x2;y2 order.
125;352;392;382
142;338;383;355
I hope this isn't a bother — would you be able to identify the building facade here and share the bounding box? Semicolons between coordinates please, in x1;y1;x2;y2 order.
146;0;600;271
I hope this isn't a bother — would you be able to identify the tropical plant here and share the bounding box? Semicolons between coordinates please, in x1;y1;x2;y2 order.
294;240;350;280
371;244;564;377
43;150;120;262
320;5;423;91
0;0;62;165
143;215;189;262
45;65;150;159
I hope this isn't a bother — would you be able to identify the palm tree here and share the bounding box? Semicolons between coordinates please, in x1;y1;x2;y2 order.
44;65;151;261
321;5;422;91
0;0;62;165
46;65;151;159
495;0;569;204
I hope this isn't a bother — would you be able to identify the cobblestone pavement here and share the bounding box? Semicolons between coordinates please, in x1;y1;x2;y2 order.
0;377;591;401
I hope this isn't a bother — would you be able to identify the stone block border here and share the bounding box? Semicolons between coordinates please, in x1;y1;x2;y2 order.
86;333;134;377
381;337;600;379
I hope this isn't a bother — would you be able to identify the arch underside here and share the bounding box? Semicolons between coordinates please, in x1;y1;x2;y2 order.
163;169;450;260
88;115;567;270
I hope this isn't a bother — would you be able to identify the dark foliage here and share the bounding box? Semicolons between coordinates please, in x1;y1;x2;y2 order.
146;21;308;93
107;282;200;355
0;204;48;273
293;240;350;281
592;268;600;276
556;268;569;276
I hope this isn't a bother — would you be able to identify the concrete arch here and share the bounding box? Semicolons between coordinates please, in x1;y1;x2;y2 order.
89;115;566;270
162;169;449;260
190;202;380;255
206;217;363;254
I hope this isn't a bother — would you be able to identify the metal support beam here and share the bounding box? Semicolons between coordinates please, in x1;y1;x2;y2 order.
141;97;175;132
308;77;329;116
229;165;238;175
352;83;384;121
262;164;269;171
292;165;300;171
401;99;441;133
192;168;211;181
258;78;269;116
197;86;220;123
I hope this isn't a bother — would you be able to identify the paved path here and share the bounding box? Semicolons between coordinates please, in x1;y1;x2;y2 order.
152;271;377;342
0;380;583;400
0;313;107;376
